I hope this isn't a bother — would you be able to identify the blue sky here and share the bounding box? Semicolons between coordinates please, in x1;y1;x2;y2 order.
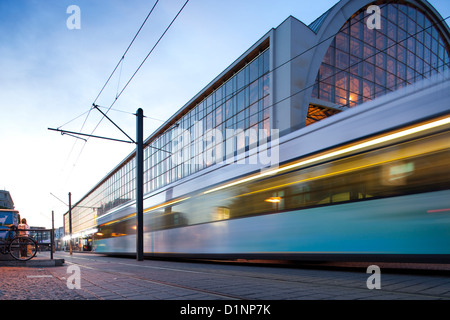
0;0;449;228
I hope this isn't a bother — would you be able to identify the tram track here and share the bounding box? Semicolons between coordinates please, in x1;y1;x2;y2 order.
59;260;246;300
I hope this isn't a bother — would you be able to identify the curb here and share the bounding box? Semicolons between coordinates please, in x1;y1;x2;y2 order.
0;258;65;267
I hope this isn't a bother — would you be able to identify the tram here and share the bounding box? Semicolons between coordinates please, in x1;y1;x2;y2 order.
94;73;450;263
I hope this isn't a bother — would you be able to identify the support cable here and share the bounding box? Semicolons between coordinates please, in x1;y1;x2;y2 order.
92;0;160;106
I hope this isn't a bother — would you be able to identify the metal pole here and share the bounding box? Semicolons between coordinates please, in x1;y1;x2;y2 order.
51;210;54;260
69;192;73;256
136;108;144;261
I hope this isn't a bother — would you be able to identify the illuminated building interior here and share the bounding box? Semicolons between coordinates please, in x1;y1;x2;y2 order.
308;2;450;125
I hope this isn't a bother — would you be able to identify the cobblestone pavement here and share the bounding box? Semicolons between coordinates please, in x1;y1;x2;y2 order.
1;252;450;302
0;266;87;300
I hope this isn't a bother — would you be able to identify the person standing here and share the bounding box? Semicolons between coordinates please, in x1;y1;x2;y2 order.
18;218;29;236
18;218;31;257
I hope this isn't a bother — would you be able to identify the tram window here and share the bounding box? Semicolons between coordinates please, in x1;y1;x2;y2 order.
215;207;230;220
382;161;415;186
288;185;311;206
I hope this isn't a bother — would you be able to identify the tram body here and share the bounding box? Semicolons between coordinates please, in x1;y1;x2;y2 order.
94;74;450;262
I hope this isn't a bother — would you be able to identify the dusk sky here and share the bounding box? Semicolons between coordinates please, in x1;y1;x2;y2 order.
1;0;449;228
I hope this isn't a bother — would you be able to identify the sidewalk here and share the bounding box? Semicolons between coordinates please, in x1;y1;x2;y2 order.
0;251;82;300
0;266;87;300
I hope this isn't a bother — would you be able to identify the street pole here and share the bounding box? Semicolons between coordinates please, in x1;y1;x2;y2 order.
51;210;54;260
69;192;73;256
50;108;145;261
136;108;144;261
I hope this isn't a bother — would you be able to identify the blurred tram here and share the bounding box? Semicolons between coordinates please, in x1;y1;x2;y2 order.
94;73;450;263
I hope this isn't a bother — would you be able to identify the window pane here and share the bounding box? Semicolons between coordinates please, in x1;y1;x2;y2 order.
335;33;349;52
336;50;349;70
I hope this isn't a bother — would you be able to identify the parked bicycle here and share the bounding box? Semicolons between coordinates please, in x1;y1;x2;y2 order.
0;225;38;261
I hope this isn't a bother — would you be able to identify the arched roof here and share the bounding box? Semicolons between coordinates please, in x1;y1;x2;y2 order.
305;0;450;92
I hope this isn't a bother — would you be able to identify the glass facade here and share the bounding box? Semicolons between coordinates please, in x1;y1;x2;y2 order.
309;2;450;125
144;48;271;196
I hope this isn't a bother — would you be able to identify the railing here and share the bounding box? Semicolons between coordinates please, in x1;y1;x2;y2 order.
27;228;56;260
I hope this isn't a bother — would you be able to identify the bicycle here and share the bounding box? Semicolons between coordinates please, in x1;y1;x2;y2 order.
0;225;38;261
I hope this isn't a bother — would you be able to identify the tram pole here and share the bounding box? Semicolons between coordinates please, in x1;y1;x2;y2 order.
50;108;144;261
136;108;144;261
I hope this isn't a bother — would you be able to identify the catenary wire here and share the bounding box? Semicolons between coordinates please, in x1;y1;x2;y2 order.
92;0;160;106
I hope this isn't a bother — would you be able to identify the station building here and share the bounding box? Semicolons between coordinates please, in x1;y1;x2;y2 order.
64;0;450;249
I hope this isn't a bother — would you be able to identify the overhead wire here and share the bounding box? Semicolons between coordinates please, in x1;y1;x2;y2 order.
56;109;91;130
58;0;160;135
57;0;162;185
92;0;160;107
95;105;166;122
63;0;161;139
